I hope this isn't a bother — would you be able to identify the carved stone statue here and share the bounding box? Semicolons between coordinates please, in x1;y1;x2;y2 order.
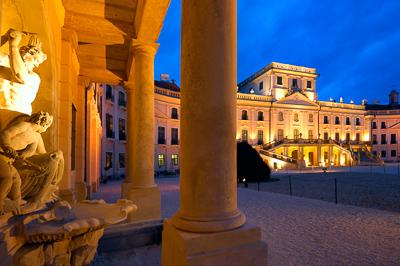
0;111;64;214
0;29;47;116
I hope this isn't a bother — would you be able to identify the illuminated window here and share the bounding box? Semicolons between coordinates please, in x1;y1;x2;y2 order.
171;108;178;119
242;129;248;142
278;112;284;121
277;129;284;141
158;154;166;167
105;152;113;169
119;118;126;141
277;76;283;85
258;111;264;121
308;130;313;139
294;113;299;122
294;129;300;140
241;110;248;120
119;153;125;168
171;154;179;165
257;130;264;145
308;114;313;122
106;113;114;138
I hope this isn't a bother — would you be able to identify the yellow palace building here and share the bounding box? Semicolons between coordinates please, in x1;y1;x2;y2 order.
237;62;373;169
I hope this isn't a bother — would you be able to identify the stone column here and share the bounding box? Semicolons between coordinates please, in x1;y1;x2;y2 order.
122;40;161;222
162;1;267;265
317;145;322;166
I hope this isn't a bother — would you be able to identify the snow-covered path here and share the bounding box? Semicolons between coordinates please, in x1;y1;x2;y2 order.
238;188;400;266
95;177;400;265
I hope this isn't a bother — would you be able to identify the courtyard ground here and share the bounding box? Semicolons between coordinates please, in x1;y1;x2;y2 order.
93;168;400;265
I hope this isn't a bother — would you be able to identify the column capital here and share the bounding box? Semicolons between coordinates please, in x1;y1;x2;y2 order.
130;39;159;57
61;27;78;50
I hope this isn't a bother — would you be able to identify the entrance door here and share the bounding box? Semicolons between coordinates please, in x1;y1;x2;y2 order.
291;150;298;160
308;152;314;166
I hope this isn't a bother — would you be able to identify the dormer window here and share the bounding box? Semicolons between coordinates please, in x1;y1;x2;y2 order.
259;82;264;91
307;80;312;89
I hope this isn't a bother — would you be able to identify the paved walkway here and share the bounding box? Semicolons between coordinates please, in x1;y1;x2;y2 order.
93;175;400;266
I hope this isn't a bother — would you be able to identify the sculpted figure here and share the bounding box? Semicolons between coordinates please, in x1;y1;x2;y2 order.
0;29;47;115
0;112;64;214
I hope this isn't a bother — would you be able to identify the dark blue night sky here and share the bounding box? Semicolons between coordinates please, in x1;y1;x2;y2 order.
155;0;400;104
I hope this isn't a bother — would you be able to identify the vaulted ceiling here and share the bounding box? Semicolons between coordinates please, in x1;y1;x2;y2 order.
63;0;170;84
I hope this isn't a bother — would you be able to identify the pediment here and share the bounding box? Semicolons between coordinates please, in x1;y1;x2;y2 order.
275;92;318;107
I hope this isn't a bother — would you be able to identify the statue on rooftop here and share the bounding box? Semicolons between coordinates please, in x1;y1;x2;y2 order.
0;29;47;116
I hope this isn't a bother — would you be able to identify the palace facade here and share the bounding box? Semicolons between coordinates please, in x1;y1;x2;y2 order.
101;62;399;176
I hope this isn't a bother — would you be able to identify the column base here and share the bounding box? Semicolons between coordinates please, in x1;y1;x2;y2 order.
74;181;87;202
171;209;246;233
122;185;161;222
162;219;268;266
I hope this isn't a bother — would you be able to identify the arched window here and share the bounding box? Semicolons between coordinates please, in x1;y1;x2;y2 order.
278;112;284;121
241;110;248;120
257;111;264;121
346;117;351;125
294;113;299;122
171;108;178;119
335;116;340;125
355;117;361;126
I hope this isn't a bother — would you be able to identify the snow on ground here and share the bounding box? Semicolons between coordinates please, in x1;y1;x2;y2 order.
93;174;400;266
246;171;400;212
